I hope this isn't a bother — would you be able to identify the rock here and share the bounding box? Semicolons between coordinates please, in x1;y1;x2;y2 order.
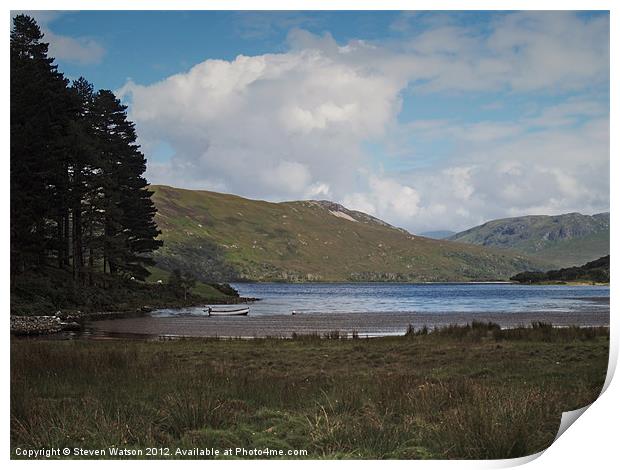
61;312;82;323
10;315;64;335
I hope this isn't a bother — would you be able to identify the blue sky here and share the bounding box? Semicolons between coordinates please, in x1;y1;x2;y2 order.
19;10;610;232
42;11;407;89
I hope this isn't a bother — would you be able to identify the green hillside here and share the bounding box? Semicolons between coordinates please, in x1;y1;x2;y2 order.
150;185;547;282
449;212;609;268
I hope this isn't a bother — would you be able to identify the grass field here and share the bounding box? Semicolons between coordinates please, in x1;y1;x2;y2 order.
11;323;609;460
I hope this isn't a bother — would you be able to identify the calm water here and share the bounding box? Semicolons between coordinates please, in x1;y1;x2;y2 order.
152;283;610;317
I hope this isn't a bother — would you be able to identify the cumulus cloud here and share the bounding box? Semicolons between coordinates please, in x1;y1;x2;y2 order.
118;12;609;233
119;35;408;202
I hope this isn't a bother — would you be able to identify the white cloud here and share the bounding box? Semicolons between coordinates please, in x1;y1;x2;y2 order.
393;11;609;93
344;175;421;224
45;29;105;65
118;12;608;233
398;117;609;231
14;11;105;65
258;161;312;195
120;40;407;203
304;182;331;199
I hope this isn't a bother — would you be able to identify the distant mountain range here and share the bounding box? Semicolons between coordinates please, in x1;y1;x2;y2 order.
448;212;609;267
419;230;456;240
150;185;545;283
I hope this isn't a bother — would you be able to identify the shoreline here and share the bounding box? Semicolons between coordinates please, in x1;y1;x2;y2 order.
81;308;610;340
9;296;258;336
11;293;609;338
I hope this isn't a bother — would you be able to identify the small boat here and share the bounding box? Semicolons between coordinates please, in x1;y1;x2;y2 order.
204;306;249;316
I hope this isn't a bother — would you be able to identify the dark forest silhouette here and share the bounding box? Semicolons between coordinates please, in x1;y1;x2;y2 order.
11;15;162;285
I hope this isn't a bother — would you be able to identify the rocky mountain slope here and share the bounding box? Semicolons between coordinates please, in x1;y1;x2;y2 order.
449;212;609;267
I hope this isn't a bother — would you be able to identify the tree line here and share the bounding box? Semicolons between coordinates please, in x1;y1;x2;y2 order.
510;255;609;284
11;15;162;285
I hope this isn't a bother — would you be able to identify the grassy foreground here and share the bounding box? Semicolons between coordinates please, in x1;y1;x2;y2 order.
11;324;609;460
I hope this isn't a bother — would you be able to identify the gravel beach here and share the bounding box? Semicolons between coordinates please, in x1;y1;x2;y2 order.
86;306;610;339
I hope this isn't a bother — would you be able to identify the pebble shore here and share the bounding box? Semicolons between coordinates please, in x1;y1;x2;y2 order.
9;301;255;336
10;308;152;336
10;315;74;335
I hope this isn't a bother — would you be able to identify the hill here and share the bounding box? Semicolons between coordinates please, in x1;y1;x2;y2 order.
511;255;609;284
150;185;547;282
448;212;609;267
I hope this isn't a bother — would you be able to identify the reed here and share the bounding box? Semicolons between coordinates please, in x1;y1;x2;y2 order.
11;325;609;459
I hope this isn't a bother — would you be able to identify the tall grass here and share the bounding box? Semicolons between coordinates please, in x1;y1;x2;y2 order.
405;321;609;343
11;328;608;459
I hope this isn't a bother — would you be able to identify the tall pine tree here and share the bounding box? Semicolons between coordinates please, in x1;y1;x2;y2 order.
91;90;163;280
10;14;74;272
68;77;97;283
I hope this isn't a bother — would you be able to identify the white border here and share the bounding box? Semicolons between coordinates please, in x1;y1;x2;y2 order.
2;1;616;469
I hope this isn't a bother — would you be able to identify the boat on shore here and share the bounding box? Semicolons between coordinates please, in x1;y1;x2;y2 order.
205;306;250;316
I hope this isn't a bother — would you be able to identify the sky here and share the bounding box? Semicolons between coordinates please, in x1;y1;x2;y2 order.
16;10;610;233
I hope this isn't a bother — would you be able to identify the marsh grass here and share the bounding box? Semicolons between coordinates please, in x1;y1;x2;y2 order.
407;321;608;343
11;325;609;459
